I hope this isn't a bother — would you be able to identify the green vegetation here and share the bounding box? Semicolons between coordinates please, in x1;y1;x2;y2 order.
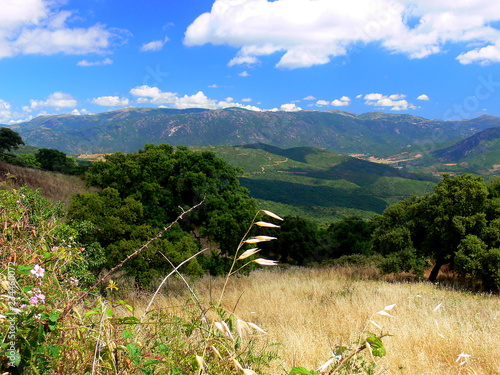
373;174;500;291
67;144;259;283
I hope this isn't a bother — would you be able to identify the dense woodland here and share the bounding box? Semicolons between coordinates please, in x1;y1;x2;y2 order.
1;127;499;291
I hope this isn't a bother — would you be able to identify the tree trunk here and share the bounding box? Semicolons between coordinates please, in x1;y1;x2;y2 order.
428;259;446;282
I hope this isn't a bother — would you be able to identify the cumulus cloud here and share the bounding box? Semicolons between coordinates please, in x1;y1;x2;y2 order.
28;92;78;110
314;96;351;107
417;94;430;100
331;96;351;106
140;37;169;52
279;103;302;112
184;0;500;68
303;95;316;101
364;93;416;111
129;85;261;111
0;0;126;59
77;58;113;67
315;100;330;107
91;96;130;107
0;99;12;124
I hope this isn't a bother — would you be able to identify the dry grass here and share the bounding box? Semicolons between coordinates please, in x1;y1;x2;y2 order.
0;161;93;207
131;266;500;374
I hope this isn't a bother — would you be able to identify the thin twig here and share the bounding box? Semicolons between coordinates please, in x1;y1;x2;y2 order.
62;200;204;317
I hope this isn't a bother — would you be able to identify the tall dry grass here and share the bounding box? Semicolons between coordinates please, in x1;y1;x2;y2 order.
131;266;500;374
0;161;93;207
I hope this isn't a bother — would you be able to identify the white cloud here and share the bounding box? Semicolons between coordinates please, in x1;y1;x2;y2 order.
280;103;302;112
417;94;430;101
129;85;261;111
0;99;12;124
71;108;91;115
0;0;127;59
242;98;252;102
315;100;330;107
456;44;500;65
314;96;351;107
77;58;113;67
28;92;78;110
140;37;169;52
364;93;416;111
129;85;178;105
91;96;130;107
303;95;316;100
185;0;500;68
239;71;250;77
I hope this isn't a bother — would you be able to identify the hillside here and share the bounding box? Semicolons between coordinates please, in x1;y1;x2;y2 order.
9;107;500;157
196;144;438;222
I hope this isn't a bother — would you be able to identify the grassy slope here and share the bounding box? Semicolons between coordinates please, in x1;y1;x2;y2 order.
0;161;93;207
197;145;437;222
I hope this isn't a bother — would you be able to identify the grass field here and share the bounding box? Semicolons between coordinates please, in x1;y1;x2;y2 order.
130;266;500;374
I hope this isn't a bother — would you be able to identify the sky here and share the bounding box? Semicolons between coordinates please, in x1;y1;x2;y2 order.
1;0;500;125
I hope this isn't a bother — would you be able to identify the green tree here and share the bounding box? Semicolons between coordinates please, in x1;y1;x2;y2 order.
372;174;499;287
36;148;81;174
83;144;258;254
68;144;258;284
260;216;319;265
319;216;378;259
0;127;24;153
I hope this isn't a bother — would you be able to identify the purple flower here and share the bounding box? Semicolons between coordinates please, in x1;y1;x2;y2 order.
36;294;45;304
29;296;39;305
30;265;45;278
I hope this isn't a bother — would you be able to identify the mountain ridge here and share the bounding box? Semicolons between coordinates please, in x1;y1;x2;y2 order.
8;107;500;157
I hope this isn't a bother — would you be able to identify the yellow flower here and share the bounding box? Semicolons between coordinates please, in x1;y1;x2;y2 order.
106;280;119;291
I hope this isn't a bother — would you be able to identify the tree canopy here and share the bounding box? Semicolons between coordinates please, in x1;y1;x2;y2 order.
0;127;24;153
68;144;258;283
372;174;500;291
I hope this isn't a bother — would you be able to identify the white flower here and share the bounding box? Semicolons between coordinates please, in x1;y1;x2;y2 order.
30;265;45;278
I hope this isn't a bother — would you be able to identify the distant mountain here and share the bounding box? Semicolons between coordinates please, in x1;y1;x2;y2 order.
9;107;500;157
427;126;500;175
432;127;500;162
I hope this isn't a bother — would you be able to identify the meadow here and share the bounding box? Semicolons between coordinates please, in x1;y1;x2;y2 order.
130;266;500;375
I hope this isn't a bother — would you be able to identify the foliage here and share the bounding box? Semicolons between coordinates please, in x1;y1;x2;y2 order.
1;193;282;374
35;148;87;175
68;144;258;284
258;216;319;265
318;216;378;259
372;174;500;290
0;186;103;373
0;127;24;153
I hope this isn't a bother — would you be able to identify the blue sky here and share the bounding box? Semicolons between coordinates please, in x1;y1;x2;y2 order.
1;0;500;125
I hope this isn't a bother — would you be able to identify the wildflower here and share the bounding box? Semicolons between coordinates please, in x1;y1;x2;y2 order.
30;265;45;278
36;294;45;304
69;277;79;286
106;280;119;291
29;296;39;305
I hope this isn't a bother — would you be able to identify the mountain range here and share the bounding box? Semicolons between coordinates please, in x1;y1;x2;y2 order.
8;108;500;162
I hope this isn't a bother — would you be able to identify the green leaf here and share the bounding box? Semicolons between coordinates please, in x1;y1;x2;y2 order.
16;265;32;275
122;330;133;338
366;334;386;357
288;367;315;375
49;310;61;322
